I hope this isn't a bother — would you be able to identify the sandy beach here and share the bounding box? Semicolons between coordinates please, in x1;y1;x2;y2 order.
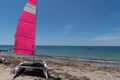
0;54;120;80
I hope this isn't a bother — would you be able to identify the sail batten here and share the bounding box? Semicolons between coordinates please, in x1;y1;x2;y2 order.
14;0;37;55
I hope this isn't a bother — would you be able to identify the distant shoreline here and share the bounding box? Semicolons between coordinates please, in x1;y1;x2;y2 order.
1;53;120;67
1;45;120;66
1;44;120;46
35;54;120;67
1;54;120;67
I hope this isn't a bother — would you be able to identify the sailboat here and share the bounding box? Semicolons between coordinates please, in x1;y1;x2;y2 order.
12;0;48;79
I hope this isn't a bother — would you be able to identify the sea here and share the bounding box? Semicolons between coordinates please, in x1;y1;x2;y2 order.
0;45;120;66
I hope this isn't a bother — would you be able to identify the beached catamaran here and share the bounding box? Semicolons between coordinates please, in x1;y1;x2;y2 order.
12;0;48;79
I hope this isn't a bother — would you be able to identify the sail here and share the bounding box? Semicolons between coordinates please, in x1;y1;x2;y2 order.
14;0;37;55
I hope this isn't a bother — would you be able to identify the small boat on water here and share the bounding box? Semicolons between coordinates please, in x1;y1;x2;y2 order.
0;49;8;52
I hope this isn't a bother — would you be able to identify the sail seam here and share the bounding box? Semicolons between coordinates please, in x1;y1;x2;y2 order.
19;19;35;24
15;35;34;39
14;48;33;51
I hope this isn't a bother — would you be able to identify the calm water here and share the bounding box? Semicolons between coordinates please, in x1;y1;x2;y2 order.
0;45;120;62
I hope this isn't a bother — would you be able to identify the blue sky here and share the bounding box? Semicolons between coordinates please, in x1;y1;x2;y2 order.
0;0;120;46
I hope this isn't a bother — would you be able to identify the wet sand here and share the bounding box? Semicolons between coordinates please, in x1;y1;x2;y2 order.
0;54;120;80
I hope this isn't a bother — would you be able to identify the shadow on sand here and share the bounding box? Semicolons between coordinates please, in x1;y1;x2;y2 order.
12;69;61;80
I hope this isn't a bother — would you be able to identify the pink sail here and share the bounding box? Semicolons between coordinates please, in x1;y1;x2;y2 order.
14;0;37;55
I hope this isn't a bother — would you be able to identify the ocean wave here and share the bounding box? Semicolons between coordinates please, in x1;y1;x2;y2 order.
77;58;120;64
51;56;120;65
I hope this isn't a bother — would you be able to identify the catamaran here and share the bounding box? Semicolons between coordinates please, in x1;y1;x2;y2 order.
12;0;48;79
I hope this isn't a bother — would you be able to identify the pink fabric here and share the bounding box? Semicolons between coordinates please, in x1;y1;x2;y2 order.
14;0;36;55
28;0;37;6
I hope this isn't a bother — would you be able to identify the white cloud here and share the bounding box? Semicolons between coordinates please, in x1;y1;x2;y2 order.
64;24;74;30
113;28;120;31
92;31;120;41
92;35;120;40
64;24;75;34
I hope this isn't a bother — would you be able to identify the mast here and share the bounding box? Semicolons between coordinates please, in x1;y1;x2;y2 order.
33;0;37;62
